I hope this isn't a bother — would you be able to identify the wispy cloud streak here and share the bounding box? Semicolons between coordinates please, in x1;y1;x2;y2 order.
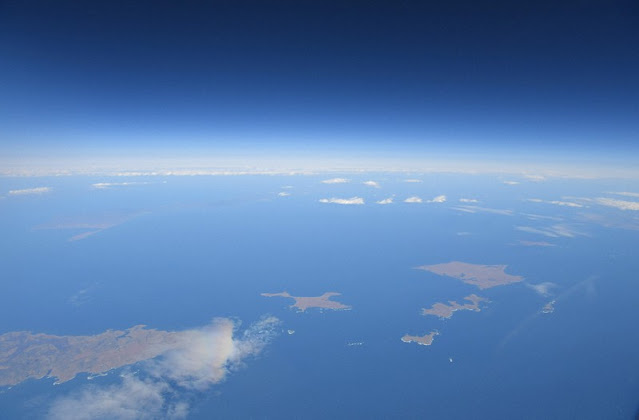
595;197;639;211
452;205;513;215
8;187;51;195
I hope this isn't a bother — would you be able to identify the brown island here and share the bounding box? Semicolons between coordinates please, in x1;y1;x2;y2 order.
422;294;489;319
401;331;439;346
416;261;523;289
261;291;351;312
0;325;183;387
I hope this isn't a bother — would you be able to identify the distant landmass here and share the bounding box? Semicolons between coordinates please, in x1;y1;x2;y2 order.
401;331;439;346
0;325;181;386
422;294;489;319
416;261;523;289
261;291;351;312
519;240;556;247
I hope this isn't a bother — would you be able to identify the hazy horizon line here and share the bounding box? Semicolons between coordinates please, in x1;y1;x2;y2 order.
2;154;638;179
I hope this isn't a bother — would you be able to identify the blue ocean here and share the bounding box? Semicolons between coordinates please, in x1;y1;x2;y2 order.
1;174;638;419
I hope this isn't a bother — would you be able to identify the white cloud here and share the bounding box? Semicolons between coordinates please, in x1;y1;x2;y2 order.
362;180;380;188
48;317;279;420
503;181;520;185
403;179;422;183
526;282;558;297
608;191;639;198
459;198;478;203
549;200;582;208
277;192;290;197
92;182;151;189
524;174;547;182
49;375;172;420
596;197;639;211
8;187;51;195
428;195;446;203
321;178;349;184
319;197;365;205
281;185;294;189
561;196;593;202
146;319;240;391
376;197;393;205
404;196;422;203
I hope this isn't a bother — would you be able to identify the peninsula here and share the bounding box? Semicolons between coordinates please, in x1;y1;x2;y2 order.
261;291;351;312
416;261;523;289
422;294;488;319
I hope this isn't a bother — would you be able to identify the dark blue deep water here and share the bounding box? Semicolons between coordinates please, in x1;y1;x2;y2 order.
1;174;638;419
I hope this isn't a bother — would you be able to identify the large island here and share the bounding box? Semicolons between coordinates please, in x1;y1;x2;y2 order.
416;261;523;289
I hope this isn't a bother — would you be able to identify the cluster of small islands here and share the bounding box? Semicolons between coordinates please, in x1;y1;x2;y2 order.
0;261;554;388
400;261;523;346
261;261;539;348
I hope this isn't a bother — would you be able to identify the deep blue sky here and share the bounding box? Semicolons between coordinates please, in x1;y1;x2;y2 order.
1;0;638;161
